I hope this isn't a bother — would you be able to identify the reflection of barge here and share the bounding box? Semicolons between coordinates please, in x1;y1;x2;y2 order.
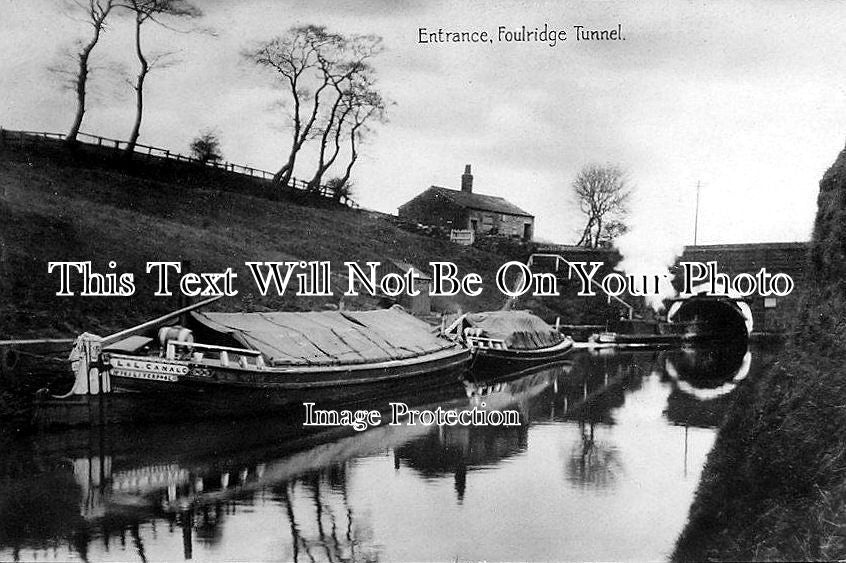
1;405;447;561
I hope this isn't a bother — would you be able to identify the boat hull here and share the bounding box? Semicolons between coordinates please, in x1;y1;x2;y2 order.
592;332;683;347
100;347;472;422
469;339;574;377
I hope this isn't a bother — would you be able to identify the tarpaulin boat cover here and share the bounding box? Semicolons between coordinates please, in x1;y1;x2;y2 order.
190;307;454;367
464;310;562;350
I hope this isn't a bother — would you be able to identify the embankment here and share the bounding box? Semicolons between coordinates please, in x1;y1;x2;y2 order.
0;141;515;338
673;145;846;560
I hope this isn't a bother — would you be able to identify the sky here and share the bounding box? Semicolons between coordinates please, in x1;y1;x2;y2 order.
2;0;844;250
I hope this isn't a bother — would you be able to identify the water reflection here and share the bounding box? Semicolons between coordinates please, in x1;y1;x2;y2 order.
661;343;754;428
0;344;776;562
395;366;562;504
567;420;623;490
272;471;380;563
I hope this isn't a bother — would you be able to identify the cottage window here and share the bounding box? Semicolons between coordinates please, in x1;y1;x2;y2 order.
483;215;493;225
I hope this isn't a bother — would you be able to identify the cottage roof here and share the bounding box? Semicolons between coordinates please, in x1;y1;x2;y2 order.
422;186;533;218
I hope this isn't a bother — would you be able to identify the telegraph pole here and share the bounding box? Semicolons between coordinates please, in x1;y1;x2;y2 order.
693;181;701;246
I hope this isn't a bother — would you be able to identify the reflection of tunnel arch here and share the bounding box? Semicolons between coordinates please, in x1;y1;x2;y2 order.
667;286;753;339
663;344;751;401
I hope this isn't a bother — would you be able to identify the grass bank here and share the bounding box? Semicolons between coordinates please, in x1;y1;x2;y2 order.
0;141;519;338
673;147;846;560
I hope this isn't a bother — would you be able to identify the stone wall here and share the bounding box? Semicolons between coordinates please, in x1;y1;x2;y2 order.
537;242;808;333
466;208;533;239
679;243;809;333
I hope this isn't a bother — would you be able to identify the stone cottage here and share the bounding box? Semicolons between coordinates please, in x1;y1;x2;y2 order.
398;165;535;240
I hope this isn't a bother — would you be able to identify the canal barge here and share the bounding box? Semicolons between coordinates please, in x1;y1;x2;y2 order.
588;321;683;348
443;310;574;375
40;299;471;424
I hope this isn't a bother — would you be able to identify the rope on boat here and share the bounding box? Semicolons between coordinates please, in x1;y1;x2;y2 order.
12;349;72;363
2;348;70;367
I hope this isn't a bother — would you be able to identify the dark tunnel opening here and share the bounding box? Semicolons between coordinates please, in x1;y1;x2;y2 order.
664;340;749;386
670;298;749;341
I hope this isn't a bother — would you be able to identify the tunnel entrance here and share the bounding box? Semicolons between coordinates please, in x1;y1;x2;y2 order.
667;296;751;341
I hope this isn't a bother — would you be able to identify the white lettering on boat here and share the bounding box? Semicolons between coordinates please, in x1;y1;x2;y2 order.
111;369;179;382
110;357;189;376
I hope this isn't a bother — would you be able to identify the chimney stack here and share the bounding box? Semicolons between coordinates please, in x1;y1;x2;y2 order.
461;164;473;193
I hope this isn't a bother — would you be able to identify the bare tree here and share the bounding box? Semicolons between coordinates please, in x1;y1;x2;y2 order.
306;35;383;191
249;26;382;189
572;163;631;248
120;0;200;155
334;85;387;191
307;87;355;192
59;0;118;143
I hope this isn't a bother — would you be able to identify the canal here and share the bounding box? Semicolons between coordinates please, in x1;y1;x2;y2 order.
0;344;774;561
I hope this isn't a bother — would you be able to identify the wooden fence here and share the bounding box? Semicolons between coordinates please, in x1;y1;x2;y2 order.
0;127;356;206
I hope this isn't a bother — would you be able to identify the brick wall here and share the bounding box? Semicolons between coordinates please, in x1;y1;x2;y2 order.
466;209;533;239
536;242;808;333
678;243;809;333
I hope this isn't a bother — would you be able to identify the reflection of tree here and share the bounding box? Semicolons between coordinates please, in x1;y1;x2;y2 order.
395;424;529;506
388;366;563;505
129;522;146;563
272;464;379;563
565;421;623;490
554;352;656;423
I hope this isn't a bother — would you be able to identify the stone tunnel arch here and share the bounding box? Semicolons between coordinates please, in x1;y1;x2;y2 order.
666;285;753;339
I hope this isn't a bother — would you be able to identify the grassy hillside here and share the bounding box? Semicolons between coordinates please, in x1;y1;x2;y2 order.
673;146;846;560
0;140;558;339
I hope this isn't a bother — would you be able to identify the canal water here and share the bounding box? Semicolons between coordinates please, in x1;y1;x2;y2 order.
0;344;773;562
